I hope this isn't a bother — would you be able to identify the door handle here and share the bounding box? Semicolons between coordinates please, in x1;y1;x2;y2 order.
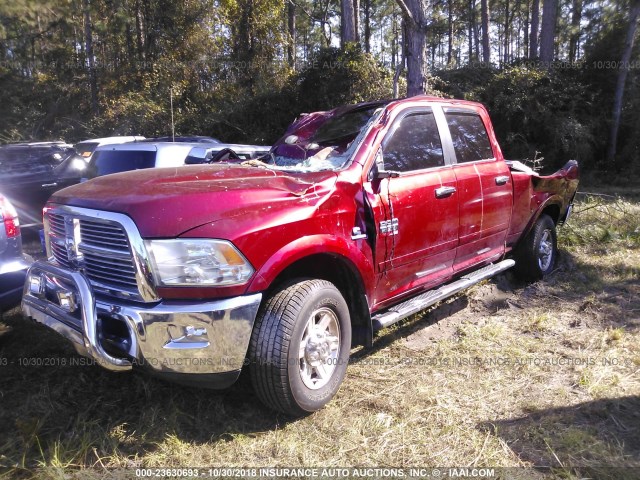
495;175;509;185
435;186;456;198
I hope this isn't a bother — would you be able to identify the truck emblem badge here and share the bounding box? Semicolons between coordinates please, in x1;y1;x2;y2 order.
379;218;399;236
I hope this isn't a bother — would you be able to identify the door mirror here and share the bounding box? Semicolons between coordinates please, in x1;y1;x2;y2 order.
369;149;399;180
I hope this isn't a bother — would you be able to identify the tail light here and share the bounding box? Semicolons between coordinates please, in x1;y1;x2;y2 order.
0;194;20;238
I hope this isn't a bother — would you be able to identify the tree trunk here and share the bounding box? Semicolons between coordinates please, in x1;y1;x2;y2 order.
392;13;398;69
481;0;490;64
394;0;428;95
135;0;145;61
568;0;582;63
503;0;510;65
364;0;371;52
353;0;361;42
341;0;357;45
287;1;296;68
538;0;557;64
83;0;98;114
447;0;453;66
606;0;640;164
405;11;428;95
474;5;480;60
468;0;474;62
523;0;529;58
529;0;539;58
393;19;406;97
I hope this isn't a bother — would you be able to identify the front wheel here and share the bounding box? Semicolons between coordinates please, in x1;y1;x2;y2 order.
248;279;351;416
514;214;558;281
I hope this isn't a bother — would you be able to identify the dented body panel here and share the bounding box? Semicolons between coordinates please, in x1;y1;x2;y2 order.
23;95;579;386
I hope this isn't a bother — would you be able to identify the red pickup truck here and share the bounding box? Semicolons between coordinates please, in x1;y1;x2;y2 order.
22;96;578;416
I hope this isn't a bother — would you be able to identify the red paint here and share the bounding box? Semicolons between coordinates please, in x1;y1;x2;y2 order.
48;96;579;312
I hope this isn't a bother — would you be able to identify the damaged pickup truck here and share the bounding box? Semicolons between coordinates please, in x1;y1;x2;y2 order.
22;96;578;416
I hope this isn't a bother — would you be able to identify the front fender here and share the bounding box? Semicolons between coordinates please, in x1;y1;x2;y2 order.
246;234;375;299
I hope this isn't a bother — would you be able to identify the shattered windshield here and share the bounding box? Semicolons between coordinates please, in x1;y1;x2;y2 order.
264;106;382;172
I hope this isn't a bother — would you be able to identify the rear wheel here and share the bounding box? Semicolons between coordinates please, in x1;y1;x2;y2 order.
248;279;351;416
514;214;558;281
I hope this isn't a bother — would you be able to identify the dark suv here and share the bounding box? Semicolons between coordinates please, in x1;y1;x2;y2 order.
0;194;32;311
0;142;86;228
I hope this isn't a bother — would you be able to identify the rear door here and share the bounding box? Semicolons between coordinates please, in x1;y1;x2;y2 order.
364;107;459;306
443;108;513;272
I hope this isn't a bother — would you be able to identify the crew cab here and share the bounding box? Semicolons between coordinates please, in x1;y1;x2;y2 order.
21;96;579;416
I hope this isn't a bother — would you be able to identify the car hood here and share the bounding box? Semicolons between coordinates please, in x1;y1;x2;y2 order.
49;164;338;237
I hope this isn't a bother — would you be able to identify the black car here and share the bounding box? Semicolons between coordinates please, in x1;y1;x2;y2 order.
0;142;86;228
0;193;31;312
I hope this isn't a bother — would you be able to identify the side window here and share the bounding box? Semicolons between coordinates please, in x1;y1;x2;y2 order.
445;112;494;163
382;110;445;172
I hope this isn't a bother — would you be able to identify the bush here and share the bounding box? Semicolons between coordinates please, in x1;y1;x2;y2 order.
294;45;395;114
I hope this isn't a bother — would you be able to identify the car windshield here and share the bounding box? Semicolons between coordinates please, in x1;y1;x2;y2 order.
0;146;72;181
89;150;157;177
75;142;99;158
265;106;382;172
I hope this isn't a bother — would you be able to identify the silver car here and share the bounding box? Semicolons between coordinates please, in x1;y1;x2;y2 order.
86;141;271;179
0;194;32;311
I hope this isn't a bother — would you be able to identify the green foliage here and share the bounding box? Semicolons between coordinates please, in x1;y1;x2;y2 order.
203;46;396;144
436;64;604;171
295;45;395;113
478;66;598;170
0;0;638;177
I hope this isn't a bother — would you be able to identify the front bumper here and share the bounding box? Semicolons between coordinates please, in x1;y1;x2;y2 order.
22;261;262;386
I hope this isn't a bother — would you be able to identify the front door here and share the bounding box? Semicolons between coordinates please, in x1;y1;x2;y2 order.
363;107;459;307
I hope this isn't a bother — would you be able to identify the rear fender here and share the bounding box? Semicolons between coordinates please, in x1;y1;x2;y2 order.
517;160;579;244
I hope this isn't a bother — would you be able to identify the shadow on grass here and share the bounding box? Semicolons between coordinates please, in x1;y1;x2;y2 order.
357;295;470;358
0;308;292;474
1;241;638;474
479;395;640;479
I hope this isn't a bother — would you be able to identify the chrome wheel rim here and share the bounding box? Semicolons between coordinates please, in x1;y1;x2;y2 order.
538;229;554;272
298;307;340;390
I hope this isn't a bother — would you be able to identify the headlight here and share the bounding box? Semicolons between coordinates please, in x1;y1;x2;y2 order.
145;239;254;286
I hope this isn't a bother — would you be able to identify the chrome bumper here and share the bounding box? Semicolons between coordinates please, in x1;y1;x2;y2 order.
22;261;262;377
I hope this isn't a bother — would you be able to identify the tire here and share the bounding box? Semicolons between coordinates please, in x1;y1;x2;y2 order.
248;279;351;416
514;214;558;281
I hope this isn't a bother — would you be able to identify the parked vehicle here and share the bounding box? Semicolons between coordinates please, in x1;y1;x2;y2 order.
74;136;145;162
86;141;270;178
22;96;578;415
0;194;32;311
141;136;221;144
184;144;271;164
0;142;85;228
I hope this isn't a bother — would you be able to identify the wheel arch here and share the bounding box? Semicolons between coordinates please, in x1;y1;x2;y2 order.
516;196;563;248
247;235;375;348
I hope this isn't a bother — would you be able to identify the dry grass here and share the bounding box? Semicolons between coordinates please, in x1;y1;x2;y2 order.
1;190;639;479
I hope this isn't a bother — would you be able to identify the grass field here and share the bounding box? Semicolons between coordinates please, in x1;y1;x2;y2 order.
1;189;639;480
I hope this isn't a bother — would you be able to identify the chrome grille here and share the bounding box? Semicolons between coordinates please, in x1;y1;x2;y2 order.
48;213;67;237
47;211;141;298
79;219;129;251
82;251;138;289
50;240;72;268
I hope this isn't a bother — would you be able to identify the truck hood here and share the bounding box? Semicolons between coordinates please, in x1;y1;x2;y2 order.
50;164;338;237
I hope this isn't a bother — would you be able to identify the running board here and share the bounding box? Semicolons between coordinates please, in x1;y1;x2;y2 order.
371;259;515;331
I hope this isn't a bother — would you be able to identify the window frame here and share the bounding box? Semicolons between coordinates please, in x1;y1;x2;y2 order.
377;106;452;176
442;107;496;165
